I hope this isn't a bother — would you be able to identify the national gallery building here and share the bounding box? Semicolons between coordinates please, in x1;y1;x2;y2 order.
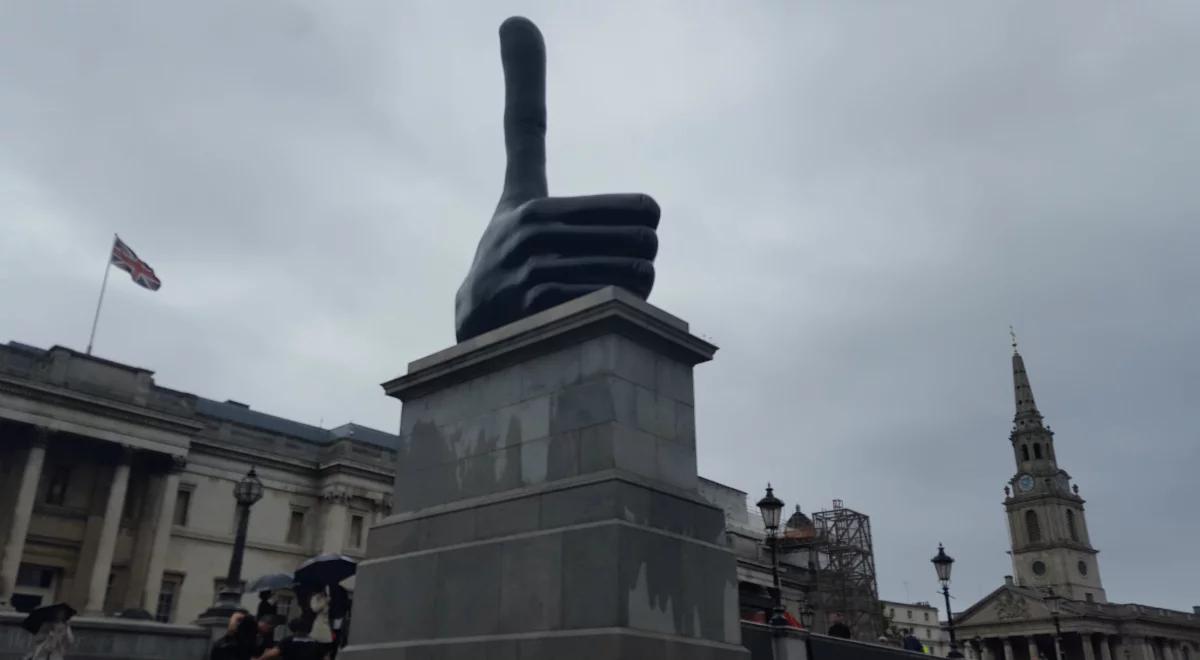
0;341;396;623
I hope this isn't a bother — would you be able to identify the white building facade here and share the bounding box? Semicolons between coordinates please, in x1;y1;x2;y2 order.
882;599;952;655
0;342;395;623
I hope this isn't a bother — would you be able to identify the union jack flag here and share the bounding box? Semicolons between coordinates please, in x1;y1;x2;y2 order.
110;236;161;291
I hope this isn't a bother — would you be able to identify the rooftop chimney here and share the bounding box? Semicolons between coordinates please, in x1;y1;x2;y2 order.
1004;575;1014;586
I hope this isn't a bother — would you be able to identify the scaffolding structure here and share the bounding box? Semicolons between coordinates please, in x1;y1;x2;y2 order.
809;499;882;637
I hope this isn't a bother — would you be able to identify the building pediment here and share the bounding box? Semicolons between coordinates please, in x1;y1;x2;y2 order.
955;586;1053;628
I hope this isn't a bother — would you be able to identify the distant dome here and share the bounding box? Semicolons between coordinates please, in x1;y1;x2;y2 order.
784;505;816;540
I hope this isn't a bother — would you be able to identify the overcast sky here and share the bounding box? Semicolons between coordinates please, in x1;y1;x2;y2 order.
3;1;1198;614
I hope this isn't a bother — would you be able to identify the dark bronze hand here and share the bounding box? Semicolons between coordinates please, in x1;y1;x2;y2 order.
454;17;660;342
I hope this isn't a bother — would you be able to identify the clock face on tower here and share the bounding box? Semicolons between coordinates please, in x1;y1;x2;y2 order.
1017;473;1035;492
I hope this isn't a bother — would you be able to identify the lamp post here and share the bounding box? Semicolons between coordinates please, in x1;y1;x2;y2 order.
931;543;964;659
756;484;788;628
1044;588;1064;660
198;467;264;626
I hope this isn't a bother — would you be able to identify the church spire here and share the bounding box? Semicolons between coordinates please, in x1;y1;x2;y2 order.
1011;329;1044;431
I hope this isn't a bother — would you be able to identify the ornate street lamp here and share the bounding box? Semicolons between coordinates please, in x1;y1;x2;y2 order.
931;543;964;659
756;484;788;628
799;601;816;630
1044;588;1064;660
200;467;265;623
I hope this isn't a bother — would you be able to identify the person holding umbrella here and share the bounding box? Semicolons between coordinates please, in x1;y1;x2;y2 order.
293;554;355;659
306;587;334;654
21;603;75;660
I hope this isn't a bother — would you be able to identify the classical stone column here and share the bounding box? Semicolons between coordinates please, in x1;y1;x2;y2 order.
1029;635;1041;660
140;457;185;613
1134;637;1154;660
83;449;132;614
320;488;350;555
1098;635;1112;660
982;639;996;660
1083;634;1097;660
1004;638;1016;660
0;434;48;609
1163;640;1177;660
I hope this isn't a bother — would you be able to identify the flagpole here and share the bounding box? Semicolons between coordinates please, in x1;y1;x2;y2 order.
86;235;116;355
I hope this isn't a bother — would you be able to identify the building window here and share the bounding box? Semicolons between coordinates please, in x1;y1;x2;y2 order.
1033;443;1043;459
1078;560;1088;576
1025;510;1042;543
924;612;929;621
906;609;912;619
889;608;895;618
1085;592;1094;603
12;565;58;613
44;466;70;505
1066;509;1079;542
348;514;365;550
155;575;183;622
1032;560;1046;576
1021;445;1030;461
173;489;192;527
286;509;307;545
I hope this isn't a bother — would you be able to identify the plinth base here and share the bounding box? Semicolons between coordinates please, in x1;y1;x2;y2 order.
342;288;748;660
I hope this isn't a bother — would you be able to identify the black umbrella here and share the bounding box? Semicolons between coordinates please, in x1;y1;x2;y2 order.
294;554;357;586
247;572;296;592
22;602;76;634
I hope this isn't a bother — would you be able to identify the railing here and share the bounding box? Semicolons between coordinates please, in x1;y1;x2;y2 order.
741;621;931;660
0;612;209;660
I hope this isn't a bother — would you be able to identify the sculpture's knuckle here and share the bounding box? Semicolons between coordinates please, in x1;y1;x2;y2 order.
516;198;549;224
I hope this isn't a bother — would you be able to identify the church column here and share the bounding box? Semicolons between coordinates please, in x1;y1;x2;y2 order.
1083;634;1097;660
140;457;184;613
1163;640;1177;660
1029;635;1041;660
83;448;132;614
0;432;47;609
1097;635;1112;660
1005;638;1016;660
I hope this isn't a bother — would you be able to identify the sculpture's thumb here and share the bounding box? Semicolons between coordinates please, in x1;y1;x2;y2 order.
497;17;548;213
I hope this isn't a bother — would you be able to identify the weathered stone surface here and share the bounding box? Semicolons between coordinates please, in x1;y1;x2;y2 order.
368;477;727;558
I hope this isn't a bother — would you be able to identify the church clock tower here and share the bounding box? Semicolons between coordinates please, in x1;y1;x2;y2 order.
1003;336;1106;603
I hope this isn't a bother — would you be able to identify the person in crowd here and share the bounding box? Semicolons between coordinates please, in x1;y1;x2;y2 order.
826;612;852;639
23;606;74;660
328;585;351;659
255;614;283;657
307;586;334;655
257;591;278;620
257;618;328;660
210;611;258;660
902;628;924;652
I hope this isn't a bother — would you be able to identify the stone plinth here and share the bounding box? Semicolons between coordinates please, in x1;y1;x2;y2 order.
342;287;748;659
